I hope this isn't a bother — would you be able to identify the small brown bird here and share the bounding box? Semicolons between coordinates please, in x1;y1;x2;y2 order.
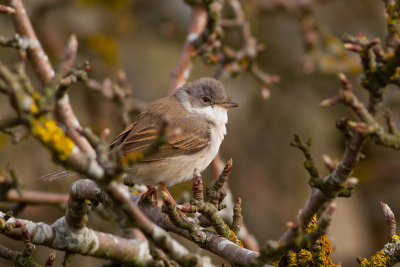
43;77;238;203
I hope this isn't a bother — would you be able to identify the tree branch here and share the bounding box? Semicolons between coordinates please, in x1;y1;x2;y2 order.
64;178;260;266
5;0;96;157
358;203;400;266
273;2;400;264
0;210;154;265
2;189;68;206
169;4;207;95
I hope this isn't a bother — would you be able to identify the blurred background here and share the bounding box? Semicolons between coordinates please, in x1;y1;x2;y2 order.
1;0;400;266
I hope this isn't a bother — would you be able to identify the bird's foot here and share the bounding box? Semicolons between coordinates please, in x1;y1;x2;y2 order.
139;186;158;206
159;182;186;217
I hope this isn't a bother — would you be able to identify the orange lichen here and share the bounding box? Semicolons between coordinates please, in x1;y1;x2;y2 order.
31;117;75;161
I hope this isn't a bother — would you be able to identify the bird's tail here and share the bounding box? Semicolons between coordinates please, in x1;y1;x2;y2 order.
40;169;77;182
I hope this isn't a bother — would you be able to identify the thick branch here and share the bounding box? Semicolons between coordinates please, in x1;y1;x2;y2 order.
66;179;109;229
106;182;206;266
0;211;153;265
64;179;260;265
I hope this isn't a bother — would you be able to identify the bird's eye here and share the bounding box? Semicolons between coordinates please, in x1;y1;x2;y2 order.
201;96;211;104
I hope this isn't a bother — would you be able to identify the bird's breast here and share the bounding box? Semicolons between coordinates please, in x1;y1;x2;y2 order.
208;122;226;158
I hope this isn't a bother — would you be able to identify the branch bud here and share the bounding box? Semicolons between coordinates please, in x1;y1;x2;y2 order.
319;96;339;107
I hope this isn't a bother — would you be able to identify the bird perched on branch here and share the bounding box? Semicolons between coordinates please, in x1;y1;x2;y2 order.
43;77;238;204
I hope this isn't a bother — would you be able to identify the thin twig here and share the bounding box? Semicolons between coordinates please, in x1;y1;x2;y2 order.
3;189;68;206
382;202;397;242
169;5;207;94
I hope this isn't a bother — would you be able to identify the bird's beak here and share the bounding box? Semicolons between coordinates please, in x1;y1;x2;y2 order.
217;101;239;109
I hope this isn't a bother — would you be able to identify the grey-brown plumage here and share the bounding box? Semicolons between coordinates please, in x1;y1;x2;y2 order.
42;77;238;187
109;96;209;160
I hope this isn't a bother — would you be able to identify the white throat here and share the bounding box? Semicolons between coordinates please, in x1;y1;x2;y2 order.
185;105;228;133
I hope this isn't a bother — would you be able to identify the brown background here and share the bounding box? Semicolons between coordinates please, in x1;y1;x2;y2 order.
1;0;400;266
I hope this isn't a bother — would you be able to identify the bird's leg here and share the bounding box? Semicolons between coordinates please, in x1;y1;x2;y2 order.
152;188;158;203
159;182;177;206
139;186;158;205
160;182;186;217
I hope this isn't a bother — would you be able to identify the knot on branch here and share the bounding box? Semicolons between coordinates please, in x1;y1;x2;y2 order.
0;34;37;50
66;179;110;229
336;177;359;198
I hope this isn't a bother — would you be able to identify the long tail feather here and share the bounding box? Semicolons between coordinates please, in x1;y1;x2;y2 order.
40;169;77;182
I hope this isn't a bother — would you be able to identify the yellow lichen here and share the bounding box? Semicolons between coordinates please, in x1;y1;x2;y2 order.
390;68;400;82
316;234;335;265
360;258;369;266
85;34;119;64
30;93;40;114
286;250;297;267
360;251;389;267
130;189;139;195
32;92;40;101
386;51;395;60
278;214;338;267
31;102;39;114
120;152;144;165
227;226;243;247
297;249;313;265
31;117;74;161
392;235;400;243
304;214;317;234
77;0;131;10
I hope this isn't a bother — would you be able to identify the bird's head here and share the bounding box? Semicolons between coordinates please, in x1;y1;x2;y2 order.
175;77;238;125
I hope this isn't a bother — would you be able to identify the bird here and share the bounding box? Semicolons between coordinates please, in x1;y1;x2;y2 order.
42;77;238;204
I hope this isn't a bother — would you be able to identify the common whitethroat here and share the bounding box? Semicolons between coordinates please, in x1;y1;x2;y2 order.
43;77;238;203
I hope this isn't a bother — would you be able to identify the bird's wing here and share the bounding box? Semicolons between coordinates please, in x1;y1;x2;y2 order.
109;121;137;151
111;115;210;162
